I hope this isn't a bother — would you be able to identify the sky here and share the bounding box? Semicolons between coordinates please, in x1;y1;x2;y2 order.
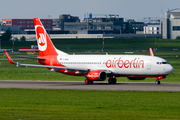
0;0;179;21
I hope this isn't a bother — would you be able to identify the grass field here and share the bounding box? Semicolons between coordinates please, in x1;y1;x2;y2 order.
2;38;180;53
0;89;180;120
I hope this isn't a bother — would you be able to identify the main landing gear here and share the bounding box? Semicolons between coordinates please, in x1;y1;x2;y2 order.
85;77;117;85
85;79;93;85
108;77;117;84
155;80;161;85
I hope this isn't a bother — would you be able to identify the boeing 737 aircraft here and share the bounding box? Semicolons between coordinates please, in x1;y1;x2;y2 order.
5;18;174;85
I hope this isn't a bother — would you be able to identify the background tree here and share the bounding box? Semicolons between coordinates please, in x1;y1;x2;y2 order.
0;30;12;41
20;36;26;41
176;36;180;40
14;38;19;41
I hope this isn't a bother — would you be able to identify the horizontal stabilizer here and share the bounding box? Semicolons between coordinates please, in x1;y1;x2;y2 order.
4;50;15;64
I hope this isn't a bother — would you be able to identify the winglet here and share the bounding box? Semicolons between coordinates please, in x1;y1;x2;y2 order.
4;50;15;64
149;48;154;56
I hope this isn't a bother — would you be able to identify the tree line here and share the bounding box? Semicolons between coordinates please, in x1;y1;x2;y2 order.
0;30;26;41
0;30;11;41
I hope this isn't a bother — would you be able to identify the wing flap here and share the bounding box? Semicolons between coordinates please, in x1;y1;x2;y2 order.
12;56;45;60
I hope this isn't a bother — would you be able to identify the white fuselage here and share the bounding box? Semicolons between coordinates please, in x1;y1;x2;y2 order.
56;55;174;77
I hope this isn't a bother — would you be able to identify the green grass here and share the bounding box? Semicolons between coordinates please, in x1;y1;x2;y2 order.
0;89;180;120
2;38;180;52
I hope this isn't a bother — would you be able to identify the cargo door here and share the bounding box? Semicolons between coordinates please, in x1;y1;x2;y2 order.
147;59;152;70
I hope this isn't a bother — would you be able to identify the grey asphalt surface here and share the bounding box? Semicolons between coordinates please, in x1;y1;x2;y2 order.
0;80;180;91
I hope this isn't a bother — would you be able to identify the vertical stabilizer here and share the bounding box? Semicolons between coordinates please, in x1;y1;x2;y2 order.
33;18;68;56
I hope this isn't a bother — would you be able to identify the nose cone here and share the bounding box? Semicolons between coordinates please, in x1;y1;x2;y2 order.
166;65;174;74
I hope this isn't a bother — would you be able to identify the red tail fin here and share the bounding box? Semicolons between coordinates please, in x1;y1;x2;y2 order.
33;18;67;56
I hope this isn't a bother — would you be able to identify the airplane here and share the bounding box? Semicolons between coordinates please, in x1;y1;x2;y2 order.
4;18;174;85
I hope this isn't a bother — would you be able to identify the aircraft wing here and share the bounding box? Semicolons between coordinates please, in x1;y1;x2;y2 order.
17;63;89;71
17;63;112;74
11;55;45;60
4;50;87;71
4;50;112;74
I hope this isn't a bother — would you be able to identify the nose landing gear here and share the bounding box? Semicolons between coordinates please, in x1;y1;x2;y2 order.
155;76;166;85
155;80;161;85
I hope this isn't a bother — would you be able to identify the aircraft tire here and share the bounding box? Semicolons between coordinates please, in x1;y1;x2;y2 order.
155;80;161;85
112;78;117;84
108;78;112;84
89;81;93;84
85;79;89;84
158;81;161;84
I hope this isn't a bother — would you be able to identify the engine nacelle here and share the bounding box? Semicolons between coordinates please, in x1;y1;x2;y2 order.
127;77;146;80
86;70;107;81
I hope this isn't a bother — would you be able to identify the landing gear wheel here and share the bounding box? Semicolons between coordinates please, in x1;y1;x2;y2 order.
89;81;93;84
85;79;93;85
108;78;117;84
112;78;117;84
155;80;161;85
108;78;112;84
85;79;89;84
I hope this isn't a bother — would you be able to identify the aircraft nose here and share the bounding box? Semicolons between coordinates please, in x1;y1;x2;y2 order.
167;65;174;74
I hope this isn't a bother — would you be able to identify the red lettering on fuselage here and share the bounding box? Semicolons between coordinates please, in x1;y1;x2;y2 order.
106;57;144;69
106;60;112;68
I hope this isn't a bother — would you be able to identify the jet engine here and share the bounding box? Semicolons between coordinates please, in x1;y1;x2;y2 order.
127;77;146;80
86;70;107;81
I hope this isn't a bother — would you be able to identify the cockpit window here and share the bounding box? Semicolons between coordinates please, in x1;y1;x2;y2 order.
157;61;169;65
162;62;169;64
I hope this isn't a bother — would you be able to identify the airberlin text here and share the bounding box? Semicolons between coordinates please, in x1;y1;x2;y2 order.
106;57;144;68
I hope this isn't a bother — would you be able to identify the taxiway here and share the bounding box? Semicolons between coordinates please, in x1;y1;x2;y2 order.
0;80;179;91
